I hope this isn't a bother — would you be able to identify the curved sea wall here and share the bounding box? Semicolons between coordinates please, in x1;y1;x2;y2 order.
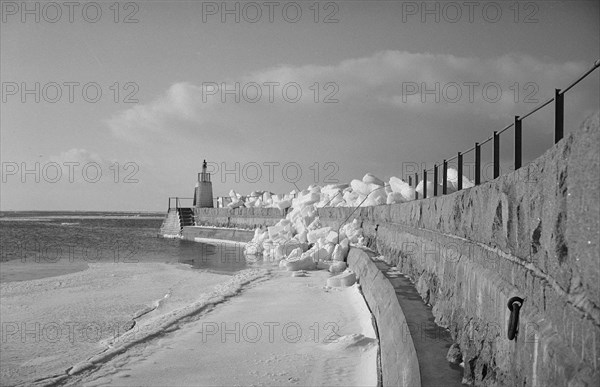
347;248;421;387
194;207;285;230
181;226;254;243
194;115;599;386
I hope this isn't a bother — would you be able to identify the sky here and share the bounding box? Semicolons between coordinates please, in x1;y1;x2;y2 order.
1;0;599;211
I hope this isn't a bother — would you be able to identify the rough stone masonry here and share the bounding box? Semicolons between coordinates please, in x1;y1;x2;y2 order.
195;113;599;386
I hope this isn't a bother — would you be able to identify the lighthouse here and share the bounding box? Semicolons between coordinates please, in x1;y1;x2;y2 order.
195;160;214;208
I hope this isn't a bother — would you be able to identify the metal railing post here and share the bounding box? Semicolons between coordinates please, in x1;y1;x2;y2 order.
554;89;564;143
515;116;522;170
475;143;481;185
414;172;419;199
493;131;500;179
442;160;448;195
457;152;463;191
320;60;597;200
433;164;438;196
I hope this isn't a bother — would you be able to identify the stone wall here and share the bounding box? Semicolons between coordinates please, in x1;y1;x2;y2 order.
347;248;421;387
318;115;600;386
181;226;254;243
192;114;599;385
194;207;285;229
158;208;181;236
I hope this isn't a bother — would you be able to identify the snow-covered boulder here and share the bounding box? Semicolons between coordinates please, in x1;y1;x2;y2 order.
341;220;362;244
350;179;371;196
386;191;405;204
285;252;317;271
447;168;474;191
327;270;357;287
307;226;331;244
362;173;385;186
276;199;292;210
329;261;347;274
415;180;442;196
389;176;415;201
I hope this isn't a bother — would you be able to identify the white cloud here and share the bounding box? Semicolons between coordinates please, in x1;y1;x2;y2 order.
49;148;104;165
105;51;591;142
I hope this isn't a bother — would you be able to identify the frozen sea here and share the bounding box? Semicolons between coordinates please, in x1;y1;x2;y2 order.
0;211;254;282
0;211;263;386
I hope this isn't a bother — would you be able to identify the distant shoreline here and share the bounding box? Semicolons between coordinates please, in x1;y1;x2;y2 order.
0;212;165;221
1;210;165;216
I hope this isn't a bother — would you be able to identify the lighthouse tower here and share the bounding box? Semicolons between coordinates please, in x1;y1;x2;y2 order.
195;160;214;208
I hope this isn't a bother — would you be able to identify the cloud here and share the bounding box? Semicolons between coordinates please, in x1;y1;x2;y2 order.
106;82;211;142
49;148;104;165
105;51;591;143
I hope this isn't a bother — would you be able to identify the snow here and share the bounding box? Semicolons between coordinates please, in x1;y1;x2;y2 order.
2;245;378;387
0;261;239;385
327;271;357;287
238;169;473;293
243;189;365;279
329;261;348;274
71;270;377;387
447;167;475;192
223;169;472;209
193;237;247;245
2;168;477;385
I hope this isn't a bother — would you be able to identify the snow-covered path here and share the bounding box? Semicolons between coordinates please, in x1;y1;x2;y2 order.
72;270;378;387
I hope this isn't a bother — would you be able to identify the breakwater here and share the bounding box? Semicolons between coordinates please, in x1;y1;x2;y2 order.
193;114;599;386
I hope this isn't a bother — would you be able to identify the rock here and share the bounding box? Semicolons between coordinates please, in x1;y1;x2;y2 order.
415;180;442;196
350;179;370;196
323;242;335;255
362;173;385;186
307;247;330;262
327;271;356;287
339;238;350;256
287;247;303;259
329;194;344;207
365;186;387;206
272;241;309;261
307;227;331;244
446;168;474;191
244;242;263;255
325;231;338;244
329;261;347;274
331;244;346;261
316;261;330;270
446;343;463;364
227;200;243;209
356;236;365;247
306;217;321;231
276;199;292;210
387;191;404;204
296;230;308;243
341;220;362;243
299;192;320;206
389;177;415;201
286;254;317;271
